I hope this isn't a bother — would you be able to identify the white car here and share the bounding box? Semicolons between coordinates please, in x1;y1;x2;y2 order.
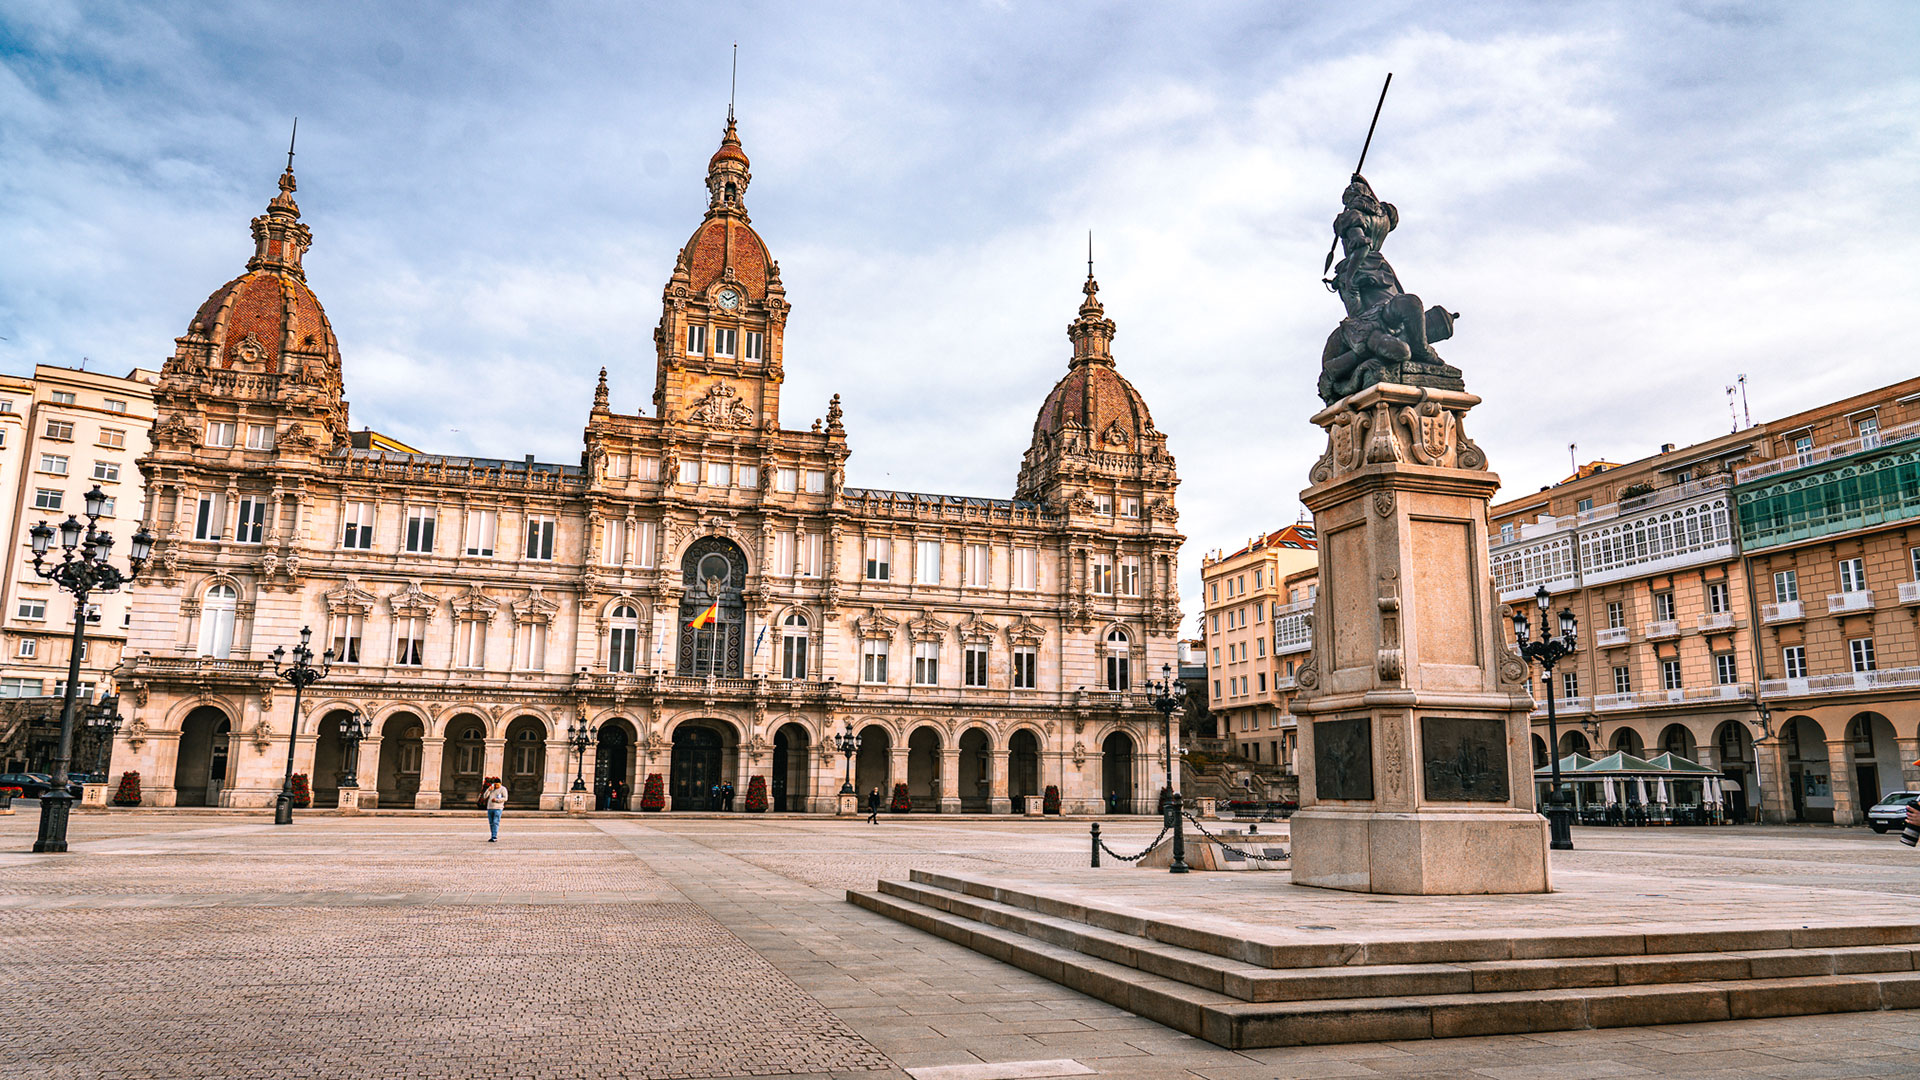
1866;792;1920;833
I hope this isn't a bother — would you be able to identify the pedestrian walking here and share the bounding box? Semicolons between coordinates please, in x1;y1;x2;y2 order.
722;781;735;812
866;786;881;824
482;776;509;842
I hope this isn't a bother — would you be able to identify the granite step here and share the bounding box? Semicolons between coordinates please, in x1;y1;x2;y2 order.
848;877;1920;1047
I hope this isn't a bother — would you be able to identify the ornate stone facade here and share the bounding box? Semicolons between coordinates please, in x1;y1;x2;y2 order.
114;116;1183;815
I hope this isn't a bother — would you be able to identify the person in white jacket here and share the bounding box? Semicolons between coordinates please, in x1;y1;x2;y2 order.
482;778;509;842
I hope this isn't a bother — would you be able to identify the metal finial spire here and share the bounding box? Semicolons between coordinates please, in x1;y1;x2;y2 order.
729;43;737;123
1087;231;1094;280
286;117;298;173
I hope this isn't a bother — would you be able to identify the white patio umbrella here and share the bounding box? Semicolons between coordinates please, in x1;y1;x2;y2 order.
1657;777;1671;804
1634;777;1648;804
1603;776;1617;804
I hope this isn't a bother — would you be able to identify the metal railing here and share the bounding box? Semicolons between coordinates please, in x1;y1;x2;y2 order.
1828;590;1875;614
1760;666;1920;699
1735;418;1920;483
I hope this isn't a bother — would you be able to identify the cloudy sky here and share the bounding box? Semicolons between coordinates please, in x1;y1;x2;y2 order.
4;1;1916;625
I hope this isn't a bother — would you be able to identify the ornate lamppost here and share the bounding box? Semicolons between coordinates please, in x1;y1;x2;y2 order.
268;627;333;825
567;718;594;792
1146;663;1190;874
1512;585;1578;851
25;486;153;853
834;721;861;795
336;709;370;791
86;694;124;780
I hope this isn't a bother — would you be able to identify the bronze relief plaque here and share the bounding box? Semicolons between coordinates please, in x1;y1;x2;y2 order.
1420;716;1510;802
1314;717;1374;801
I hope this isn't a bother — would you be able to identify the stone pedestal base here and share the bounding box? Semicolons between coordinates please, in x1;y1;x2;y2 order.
336;788;362;813
939;797;961;815
1022;795;1044;817
564;791;591;816
990;798;1012;815
81;783;110;808
1290;808;1550;894
1195;797;1217;819
836;793;859;817
413;792;442;810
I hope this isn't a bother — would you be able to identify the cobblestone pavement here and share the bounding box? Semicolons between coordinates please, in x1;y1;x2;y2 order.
5;810;1920;1078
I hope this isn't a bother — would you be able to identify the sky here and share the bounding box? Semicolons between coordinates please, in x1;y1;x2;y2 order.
3;1;1917;629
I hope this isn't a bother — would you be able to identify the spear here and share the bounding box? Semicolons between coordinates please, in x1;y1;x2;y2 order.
1323;72;1393;275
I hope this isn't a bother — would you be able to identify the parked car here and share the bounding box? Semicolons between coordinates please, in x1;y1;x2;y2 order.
0;772;56;799
1866;792;1920;833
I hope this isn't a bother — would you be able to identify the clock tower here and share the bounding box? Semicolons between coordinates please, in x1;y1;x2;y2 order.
651;113;788;432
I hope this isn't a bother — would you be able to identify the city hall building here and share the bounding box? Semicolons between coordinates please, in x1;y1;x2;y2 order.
110;115;1185;813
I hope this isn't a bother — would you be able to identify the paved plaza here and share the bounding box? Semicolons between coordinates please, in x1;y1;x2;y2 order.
6;810;1920;1078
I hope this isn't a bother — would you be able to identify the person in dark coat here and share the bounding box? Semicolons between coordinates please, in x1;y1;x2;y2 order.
866;786;881;824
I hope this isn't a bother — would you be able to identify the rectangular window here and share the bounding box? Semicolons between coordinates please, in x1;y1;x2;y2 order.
235;496;267;544
713;327;737;358
395;617;425;666
50;391;75;404
205;421;236;448
17;639;36;659
516;623;548;671
744;331;763;361
1912;547;1920;580
707;461;731;487
1662;659;1682;690
633;456;659;481
965;543;990;588
1562;671;1579;699
1858;414;1881;448
44;419;73;440
862;640;888;683
1613;666;1631;694
99;428;126;449
1012;547;1038;591
604;454;629;479
1090;556;1113;595
779;626;806;680
1773;570;1799;603
1499;523;1515;543
52;680;93;700
1012;646;1037;690
864;537;891;581
1211;614;1220;634
737;465;758;489
916;539;941;584
1577;497;1594;513
405;507;437;553
1212;679;1222;701
1782;645;1807;679
1253;569;1263;589
245;424;275;450
193;492;226;540
634;520;656;567
1119;557;1140;597
1715;653;1738;685
104;399;126;413
34;489;63;511
962;644;989;687
685;324;706;355
912;642;940;686
1707;582;1729;614
1839;557;1866;594
523;516;556;561
0;399;12;413
1794;434;1815;464
776;467;797;492
17;599;46;620
1653;592;1675;621
40;453;68;475
1121;496;1140;518
465;509;497;556
604;519;632;565
342;501;375;549
1253;600;1264;622
332;615;363;664
92;460;119;482
772;530;795;577
1850;637;1877;673
455;621;484;668
1256;638;1266;658
0;678;45;698
804;469;826;494
1094;493;1113;516
800;531;823;577
678;458;700;485
1257;673;1267;693
1210;581;1219;602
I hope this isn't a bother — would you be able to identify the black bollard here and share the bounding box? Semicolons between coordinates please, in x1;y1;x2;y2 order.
1090;822;1101;868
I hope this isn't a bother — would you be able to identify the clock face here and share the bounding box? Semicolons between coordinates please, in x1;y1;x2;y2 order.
717;289;740;310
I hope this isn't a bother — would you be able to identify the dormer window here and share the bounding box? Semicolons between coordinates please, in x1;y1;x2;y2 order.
686;325;706;356
714;328;737;358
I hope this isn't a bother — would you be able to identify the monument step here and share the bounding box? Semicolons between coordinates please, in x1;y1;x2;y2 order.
871;877;1920;1001
848;885;1920;1048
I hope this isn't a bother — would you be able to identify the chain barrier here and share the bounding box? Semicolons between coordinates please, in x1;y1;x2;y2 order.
1091;824;1170;865
1184;813;1289;863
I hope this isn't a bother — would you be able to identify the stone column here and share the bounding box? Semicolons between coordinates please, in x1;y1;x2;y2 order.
1826;738;1860;825
483;738;506;783
1756;737;1792;824
889;747;909;809
541;738;570;811
1291;383;1549;895
1899;738;1920;794
939;748;962;814
356;736;383;810
415;738;445;810
989;749;1011;815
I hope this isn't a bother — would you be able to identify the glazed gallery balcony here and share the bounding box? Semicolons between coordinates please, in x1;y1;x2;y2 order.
1735;433;1920;551
1759;666;1920;700
1273;599;1313;655
1492;477;1735;601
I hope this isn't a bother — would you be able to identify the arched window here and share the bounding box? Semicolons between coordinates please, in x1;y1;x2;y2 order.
199;584;237;658
1105;629;1131;691
453;724;485;776
608;604;639;674
781;613;809;680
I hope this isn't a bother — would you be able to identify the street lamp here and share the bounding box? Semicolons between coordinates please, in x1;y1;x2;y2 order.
834;721;861;795
1512;585;1578;851
25;487;153;853
567;718;594;792
268;627;333;825
1146;663;1190;874
336;710;370;790
86;695;124;779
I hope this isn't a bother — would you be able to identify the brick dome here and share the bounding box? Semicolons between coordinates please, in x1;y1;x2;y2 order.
1029;274;1154;450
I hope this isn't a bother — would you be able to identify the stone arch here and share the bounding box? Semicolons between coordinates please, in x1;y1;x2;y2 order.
854;721;893;800
428;707;491;740
1848;711;1903;809
376;711;429;808
957;725;993;812
1610;726;1645;758
596;714;641;810
1656;723;1698;761
676;535;749;677
310;707;365;806
162;694;247;733
173;704;235;807
1711;719;1758;822
1558;729;1592;758
440;714;490;806
906;724;943;810
1782;714;1830;822
1101;729;1139;813
772;718;811;812
1531;733;1549;769
1007;727;1044;806
599;593;647;619
668;715;738;810
503;715;549;808
299;698;362;735
665;711;744;742
1098;624;1137;692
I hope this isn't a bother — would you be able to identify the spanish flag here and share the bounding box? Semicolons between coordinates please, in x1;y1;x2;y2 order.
689;603;719;629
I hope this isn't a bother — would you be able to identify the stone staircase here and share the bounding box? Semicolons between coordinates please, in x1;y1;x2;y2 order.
849;870;1920;1048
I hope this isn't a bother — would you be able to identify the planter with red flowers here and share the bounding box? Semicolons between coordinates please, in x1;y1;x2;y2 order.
640;773;666;812
111;771;142;806
890;782;912;813
745;775;769;812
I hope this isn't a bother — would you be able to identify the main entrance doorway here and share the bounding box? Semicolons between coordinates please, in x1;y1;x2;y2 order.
596;724;631;810
174;707;232;807
671;725;724;810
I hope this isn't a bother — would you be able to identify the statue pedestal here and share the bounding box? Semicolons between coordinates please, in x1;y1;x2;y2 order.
837;793;859;817
337;788;362;814
1291;383;1549;895
564;791;592;816
82;783;111;808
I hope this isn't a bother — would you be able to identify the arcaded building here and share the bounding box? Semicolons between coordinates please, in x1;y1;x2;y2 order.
111;116;1185;813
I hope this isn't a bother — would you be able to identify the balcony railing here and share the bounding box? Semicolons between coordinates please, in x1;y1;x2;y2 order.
1273;675;1297;691
1902;581;1920;605
128;655;267;678
1696;611;1736;632
1760;666;1920;698
1828;590;1875;614
1529;696;1590;716
1735;418;1920;483
1273;599;1313;655
1644;620;1680;640
1595;626;1631;647
1760;599;1804;623
1591;684;1754;711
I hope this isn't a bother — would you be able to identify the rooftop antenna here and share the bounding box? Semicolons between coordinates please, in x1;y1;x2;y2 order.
286;117;297;172
728;43;737;123
1725;382;1739;432
1323;73;1393;274
1738;374;1751;429
1568;443;1577;474
1087;230;1094;279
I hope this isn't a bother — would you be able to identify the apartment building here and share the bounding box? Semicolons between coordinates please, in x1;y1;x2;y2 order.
1488;374;1920;824
0;364;159;719
1199;524;1316;771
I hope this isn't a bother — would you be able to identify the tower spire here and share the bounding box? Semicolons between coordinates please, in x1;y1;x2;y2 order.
1087;230;1094;281
286;116;297;174
729;42;738;124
